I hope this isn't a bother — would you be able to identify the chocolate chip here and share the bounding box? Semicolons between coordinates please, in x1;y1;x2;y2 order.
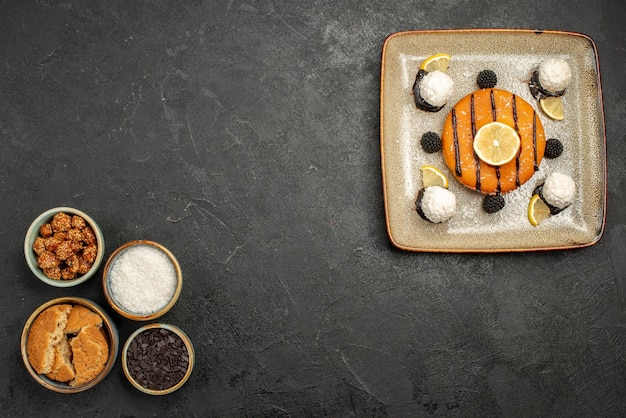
126;328;189;391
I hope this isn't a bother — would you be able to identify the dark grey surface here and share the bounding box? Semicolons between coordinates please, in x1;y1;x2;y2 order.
1;0;625;416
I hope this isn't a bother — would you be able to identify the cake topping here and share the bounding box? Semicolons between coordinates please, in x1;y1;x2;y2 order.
419;53;451;72
126;328;190;392
421;165;448;189
544;138;564;159
413;53;454;112
541;172;576;209
420;131;442;153
418;70;454;108
477;70;498;89
108;244;178;315
472;121;521;166
539;96;564;120
482;194;505;214
417;186;457;223
528;194;552;226
538;58;572;94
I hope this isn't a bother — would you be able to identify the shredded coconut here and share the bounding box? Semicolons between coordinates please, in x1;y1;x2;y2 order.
108;245;178;315
538;58;572;93
421;186;457;223
420;70;454;107
542;172;576;209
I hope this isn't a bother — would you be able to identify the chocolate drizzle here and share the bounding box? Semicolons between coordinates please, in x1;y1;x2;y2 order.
470;93;481;191
512;94;521;188
533;113;539;171
490;89;501;193
452;108;462;176
490;89;497;121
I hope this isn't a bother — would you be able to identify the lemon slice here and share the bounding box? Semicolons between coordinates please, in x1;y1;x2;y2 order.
473;121;521;166
421;165;449;188
419;53;451;72
528;194;551;226
540;96;564;120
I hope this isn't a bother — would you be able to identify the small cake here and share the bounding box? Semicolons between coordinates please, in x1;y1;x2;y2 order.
413;70;454;112
530;58;572;99
441;88;546;195
536;172;576;213
416;186;457;223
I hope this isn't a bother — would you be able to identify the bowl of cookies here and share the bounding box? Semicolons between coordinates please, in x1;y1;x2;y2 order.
24;207;105;287
20;297;119;393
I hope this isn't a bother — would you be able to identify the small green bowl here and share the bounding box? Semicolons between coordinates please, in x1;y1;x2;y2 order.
24;207;105;287
20;297;119;393
122;323;194;395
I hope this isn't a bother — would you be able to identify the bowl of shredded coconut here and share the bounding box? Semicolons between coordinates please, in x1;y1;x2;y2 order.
102;240;182;321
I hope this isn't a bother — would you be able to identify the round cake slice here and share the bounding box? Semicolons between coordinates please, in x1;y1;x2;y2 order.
441;88;546;195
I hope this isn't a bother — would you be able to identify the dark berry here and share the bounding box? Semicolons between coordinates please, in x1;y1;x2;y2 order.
544;138;563;159
420;131;442;153
482;194;505;213
477;70;497;89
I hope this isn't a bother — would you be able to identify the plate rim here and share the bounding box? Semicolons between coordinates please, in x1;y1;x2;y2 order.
380;28;607;253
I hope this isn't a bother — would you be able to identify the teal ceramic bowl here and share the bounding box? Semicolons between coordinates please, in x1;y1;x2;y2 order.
24;207;105;287
20;297;119;393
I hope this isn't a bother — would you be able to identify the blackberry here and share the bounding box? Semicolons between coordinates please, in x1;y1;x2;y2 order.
420;131;442;153
477;70;497;89
544;138;563;159
482;194;505;214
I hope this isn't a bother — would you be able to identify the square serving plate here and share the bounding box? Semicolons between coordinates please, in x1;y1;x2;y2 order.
380;29;606;252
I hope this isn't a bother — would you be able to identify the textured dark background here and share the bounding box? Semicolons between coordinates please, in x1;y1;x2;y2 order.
1;0;625;416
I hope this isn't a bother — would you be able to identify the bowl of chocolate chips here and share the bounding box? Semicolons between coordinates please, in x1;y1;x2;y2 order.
121;323;194;395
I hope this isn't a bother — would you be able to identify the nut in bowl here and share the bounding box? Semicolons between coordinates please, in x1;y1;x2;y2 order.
24;207;105;287
122;323;194;395
20;297;119;393
102;240;182;321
